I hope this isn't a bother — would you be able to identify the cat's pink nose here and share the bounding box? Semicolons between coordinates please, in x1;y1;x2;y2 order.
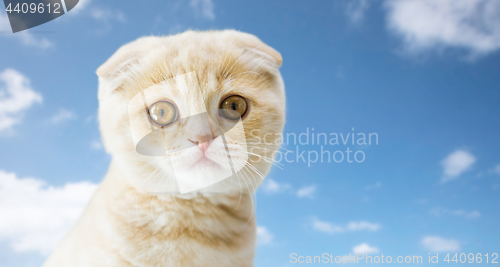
198;140;211;152
189;134;213;153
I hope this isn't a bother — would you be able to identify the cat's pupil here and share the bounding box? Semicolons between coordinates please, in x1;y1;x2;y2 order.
160;108;165;117
231;102;237;110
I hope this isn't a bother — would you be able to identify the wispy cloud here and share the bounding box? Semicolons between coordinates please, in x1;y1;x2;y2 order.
0;69;43;133
353;243;380;254
312;218;381;234
89;140;103;150
66;0;125;30
430;207;481;219
384;0;500;59
190;0;215;20
421;236;460;253
168;23;185;35
440;150;476;183
50;108;76;124
69;0;92;14
256;226;274;245
312;218;344;234
346;221;382;231
0;13;53;49
345;0;371;25
0;170;97;255
89;7;126;23
297;185;316;198
261;179;291;194
365;181;381;190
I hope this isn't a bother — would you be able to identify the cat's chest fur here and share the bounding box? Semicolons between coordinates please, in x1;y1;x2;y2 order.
108;178;256;266
44;163;256;267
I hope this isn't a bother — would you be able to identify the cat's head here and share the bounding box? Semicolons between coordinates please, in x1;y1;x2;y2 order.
96;30;285;196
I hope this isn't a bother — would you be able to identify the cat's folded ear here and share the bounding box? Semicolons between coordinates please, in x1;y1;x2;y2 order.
229;31;283;68
96;36;161;77
96;37;161;92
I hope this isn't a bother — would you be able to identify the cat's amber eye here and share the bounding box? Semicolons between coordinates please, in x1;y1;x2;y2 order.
219;95;248;120
148;101;177;126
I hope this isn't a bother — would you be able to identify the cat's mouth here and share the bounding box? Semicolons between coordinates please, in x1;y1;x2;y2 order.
190;154;220;168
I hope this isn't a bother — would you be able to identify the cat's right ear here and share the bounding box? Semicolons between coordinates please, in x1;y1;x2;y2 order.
96;36;160;92
229;31;283;68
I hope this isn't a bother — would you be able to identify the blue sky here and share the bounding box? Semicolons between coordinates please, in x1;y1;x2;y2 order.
1;0;500;266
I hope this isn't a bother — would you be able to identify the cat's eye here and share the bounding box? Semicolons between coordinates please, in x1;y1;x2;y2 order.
219;95;248;120
148;101;177;126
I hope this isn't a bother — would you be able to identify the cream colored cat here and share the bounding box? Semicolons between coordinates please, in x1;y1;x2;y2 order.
43;30;285;267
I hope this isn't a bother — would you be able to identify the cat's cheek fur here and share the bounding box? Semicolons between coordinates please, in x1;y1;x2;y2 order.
44;30;285;267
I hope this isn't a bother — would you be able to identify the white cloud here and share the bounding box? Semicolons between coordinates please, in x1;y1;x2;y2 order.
430;207;481;219
365;181;381;190
0;13;53;49
190;0;215;20
90;140;103;150
256;226;273;245
90;7;126;23
261;179;291;194
421;236;460;253
0;170;97;255
346;221;382;231
345;0;371;25
297;185;316;198
384;0;500;59
0;69;43;133
312;218;381;234
312;218;344;234
50;108;76;124
440;150;476;183
353;243;380;254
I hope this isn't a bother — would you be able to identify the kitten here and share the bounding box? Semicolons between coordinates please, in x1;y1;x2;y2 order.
43;30;285;267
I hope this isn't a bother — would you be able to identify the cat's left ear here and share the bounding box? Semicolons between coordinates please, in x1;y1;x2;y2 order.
230;31;283;68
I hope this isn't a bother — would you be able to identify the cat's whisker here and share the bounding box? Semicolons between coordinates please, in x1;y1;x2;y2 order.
214;150;250;212
233;168;244;211
244;139;286;148
241;159;266;181
219;149;266;181
232;150;285;170
233;160;254;209
233;159;259;230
